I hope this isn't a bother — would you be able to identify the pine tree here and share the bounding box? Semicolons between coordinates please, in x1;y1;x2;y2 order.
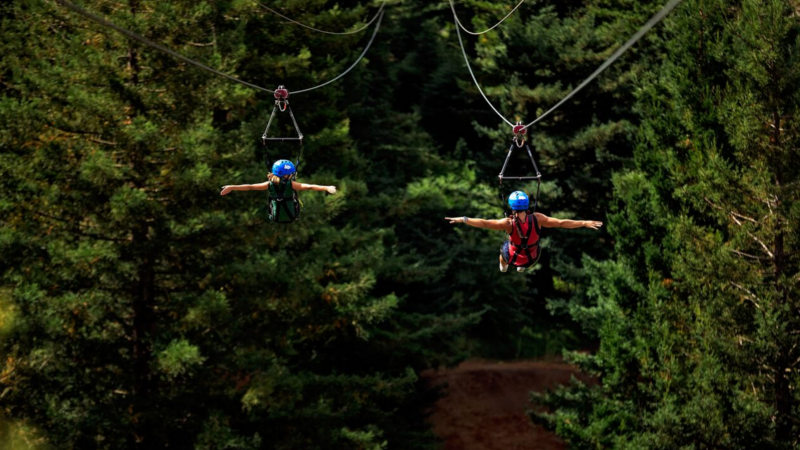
532;0;800;447
0;1;448;447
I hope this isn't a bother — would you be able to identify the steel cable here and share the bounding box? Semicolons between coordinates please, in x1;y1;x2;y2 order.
450;0;683;130
450;0;525;36
259;1;385;35
54;0;385;96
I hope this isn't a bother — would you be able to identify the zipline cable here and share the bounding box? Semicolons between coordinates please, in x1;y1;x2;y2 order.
525;0;681;128
450;0;683;129
450;0;514;127
259;1;386;36
293;7;384;94
54;0;274;93
450;0;525;36
54;0;384;96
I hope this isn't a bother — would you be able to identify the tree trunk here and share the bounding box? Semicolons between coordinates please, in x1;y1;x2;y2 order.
125;0;157;446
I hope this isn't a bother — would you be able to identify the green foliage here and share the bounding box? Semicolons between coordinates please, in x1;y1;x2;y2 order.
156;339;206;380
0;0;452;448
339;426;388;450
0;417;50;450
1;0;538;447
9;0;797;447
533;0;800;447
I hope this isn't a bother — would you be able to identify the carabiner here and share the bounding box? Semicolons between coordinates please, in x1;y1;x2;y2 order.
274;85;289;112
512;121;527;147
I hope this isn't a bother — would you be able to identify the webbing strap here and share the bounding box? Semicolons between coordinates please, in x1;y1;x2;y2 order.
269;181;299;222
508;214;537;266
276;196;295;220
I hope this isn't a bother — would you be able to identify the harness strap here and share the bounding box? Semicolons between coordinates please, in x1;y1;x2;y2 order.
508;214;540;267
269;180;299;222
276;196;295;219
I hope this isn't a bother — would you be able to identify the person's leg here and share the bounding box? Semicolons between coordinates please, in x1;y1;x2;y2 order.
499;241;510;272
499;254;509;272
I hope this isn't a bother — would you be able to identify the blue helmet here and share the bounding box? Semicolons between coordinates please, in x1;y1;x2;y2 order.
272;159;296;177
508;191;530;211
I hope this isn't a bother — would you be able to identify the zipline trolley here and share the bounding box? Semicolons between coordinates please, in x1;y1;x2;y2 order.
498;122;542;214
262;85;304;175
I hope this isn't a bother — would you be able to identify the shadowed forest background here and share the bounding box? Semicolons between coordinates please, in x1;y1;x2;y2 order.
1;0;799;448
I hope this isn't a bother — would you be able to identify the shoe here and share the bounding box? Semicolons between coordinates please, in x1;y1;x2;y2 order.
499;255;509;272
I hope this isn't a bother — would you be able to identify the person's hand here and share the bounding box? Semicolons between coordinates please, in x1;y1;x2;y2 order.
584;220;603;230
444;216;467;224
220;186;233;196
326;186;337;194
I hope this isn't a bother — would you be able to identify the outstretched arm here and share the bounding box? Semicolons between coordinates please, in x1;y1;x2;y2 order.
535;212;602;230
444;216;511;232
220;181;270;195
292;181;336;194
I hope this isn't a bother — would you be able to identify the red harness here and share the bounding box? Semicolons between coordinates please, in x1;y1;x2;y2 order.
508;214;541;267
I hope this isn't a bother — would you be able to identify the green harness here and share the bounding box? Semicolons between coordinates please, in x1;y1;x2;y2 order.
267;179;300;223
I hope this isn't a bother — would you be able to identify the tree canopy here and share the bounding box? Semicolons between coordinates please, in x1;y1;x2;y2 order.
1;0;798;448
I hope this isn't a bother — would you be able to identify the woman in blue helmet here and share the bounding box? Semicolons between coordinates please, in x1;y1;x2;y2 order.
445;191;603;272
220;159;336;222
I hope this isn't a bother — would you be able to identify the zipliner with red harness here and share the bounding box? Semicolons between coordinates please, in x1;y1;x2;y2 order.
443;122;603;272
445;190;603;273
505;192;541;268
498;191;540;272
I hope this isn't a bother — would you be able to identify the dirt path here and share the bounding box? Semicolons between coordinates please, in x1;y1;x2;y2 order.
423;359;584;450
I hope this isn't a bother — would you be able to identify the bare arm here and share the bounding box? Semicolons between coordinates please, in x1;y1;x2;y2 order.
535;212;603;230
292;181;336;194
444;216;511;232
220;181;270;195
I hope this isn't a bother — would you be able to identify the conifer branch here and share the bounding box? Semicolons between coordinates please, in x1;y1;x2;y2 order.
49;123;117;146
730;249;769;261
750;232;774;259
729;210;758;224
88;137;118;146
730;282;761;308
790;347;800;366
728;213;775;259
186;41;215;47
704;197;758;224
762;194;778;214
704;196;722;211
32;210;126;242
0;366;15;384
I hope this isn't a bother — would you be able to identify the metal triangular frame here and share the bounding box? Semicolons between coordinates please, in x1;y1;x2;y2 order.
261;102;304;144
498;130;542;214
262;86;304;175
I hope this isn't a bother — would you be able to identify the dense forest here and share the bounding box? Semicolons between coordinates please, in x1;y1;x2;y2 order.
0;0;798;448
